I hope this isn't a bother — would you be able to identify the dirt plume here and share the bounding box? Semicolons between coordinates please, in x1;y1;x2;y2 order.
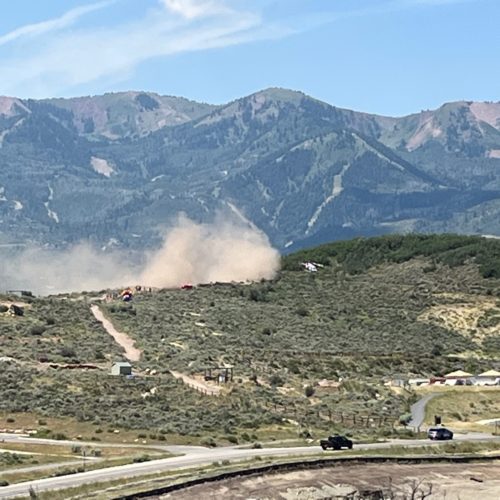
139;214;280;287
1;215;280;294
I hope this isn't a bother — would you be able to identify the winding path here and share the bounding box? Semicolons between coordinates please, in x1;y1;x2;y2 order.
90;305;142;362
408;393;441;430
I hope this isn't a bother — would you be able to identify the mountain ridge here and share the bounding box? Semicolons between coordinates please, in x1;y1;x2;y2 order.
1;88;500;253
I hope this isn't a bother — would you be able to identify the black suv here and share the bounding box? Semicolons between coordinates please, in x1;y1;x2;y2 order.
320;435;353;450
427;427;453;440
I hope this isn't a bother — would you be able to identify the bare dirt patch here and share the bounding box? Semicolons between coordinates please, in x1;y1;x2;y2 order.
162;462;500;499
90;305;142;361
417;293;500;343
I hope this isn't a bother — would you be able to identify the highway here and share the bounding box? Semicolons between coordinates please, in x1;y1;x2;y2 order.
0;432;498;498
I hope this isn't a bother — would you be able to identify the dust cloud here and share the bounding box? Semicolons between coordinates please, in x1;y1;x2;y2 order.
139;215;280;288
0;243;139;295
1;215;281;294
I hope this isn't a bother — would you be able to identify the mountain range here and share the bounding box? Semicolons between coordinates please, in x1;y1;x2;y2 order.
1;88;500;252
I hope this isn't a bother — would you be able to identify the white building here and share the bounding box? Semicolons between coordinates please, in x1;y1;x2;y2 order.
474;370;500;386
443;370;473;386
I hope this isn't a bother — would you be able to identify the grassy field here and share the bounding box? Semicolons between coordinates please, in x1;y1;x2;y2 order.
423;388;500;432
1;234;499;443
0;440;172;485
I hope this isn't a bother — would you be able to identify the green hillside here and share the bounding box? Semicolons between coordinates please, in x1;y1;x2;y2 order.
2;89;500;259
1;235;500;443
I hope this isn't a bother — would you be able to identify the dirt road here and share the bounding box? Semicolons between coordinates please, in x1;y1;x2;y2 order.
90;305;142;361
170;370;221;396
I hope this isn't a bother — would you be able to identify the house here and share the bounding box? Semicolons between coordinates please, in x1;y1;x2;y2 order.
111;362;132;376
443;370;473;386
475;370;500;386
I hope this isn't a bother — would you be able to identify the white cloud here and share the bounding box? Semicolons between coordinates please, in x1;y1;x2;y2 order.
0;0;288;97
1;0;472;98
397;0;477;6
161;0;227;19
0;1;113;47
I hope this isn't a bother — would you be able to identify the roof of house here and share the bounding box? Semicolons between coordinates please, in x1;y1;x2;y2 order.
478;369;500;377
444;370;473;378
113;362;132;367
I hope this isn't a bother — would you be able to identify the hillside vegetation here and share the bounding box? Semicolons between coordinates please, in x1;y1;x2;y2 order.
1;90;500;255
1;235;500;443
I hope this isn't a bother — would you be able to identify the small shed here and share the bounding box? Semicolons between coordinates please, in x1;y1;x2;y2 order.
111;362;132;376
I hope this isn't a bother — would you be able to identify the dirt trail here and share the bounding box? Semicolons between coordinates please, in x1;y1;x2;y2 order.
90;305;142;362
170;371;221;396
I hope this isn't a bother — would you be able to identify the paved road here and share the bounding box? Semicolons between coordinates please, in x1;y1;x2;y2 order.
0;433;202;454
408;393;441;430
0;432;498;498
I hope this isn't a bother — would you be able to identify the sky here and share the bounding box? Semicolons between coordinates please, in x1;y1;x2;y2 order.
0;0;498;116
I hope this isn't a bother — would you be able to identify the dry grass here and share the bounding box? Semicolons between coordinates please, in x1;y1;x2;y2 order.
0;411;197;445
424;388;500;430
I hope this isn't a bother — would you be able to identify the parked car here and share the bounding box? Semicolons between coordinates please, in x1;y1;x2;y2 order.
320;434;353;450
427;427;453;440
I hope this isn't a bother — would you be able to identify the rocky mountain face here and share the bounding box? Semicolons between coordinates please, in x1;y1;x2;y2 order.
1;89;500;252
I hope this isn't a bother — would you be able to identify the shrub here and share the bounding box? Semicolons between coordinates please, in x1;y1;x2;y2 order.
200;437;217;448
28;325;46;336
296;307;309;317
399;413;412;426
249;289;266;302
304;385;315;398
269;374;285;387
59;346;76;358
